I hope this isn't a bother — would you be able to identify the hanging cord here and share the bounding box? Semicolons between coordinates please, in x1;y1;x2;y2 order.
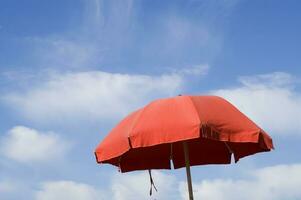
148;170;158;196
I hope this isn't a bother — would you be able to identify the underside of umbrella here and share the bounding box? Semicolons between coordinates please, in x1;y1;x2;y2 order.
96;126;272;172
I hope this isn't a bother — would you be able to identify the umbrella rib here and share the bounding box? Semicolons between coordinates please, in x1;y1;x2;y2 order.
170;143;174;169
224;141;234;154
170;143;173;160
127;137;133;148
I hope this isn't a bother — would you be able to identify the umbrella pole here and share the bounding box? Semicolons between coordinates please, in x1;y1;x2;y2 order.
183;141;194;200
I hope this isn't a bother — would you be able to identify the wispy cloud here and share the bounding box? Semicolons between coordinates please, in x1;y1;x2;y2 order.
172;64;210;76
0;180;15;193
30;37;100;69
9;0;239;72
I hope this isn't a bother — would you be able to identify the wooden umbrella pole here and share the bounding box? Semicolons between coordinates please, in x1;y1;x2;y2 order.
183;141;194;200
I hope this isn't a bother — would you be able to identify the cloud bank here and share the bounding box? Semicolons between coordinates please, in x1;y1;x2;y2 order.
33;163;301;200
34;171;178;200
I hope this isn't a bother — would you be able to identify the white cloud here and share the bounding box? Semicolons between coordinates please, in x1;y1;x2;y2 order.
0;126;70;163
111;171;179;200
35;181;107;200
3;71;183;123
179;164;301;200
212;72;301;135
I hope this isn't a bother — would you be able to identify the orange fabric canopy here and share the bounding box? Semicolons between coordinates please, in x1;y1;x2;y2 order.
95;95;273;172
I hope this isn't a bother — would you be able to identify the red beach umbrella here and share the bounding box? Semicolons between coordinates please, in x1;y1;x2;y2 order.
95;95;274;199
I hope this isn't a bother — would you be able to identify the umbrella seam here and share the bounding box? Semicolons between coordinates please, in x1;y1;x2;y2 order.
186;96;202;128
127;106;147;147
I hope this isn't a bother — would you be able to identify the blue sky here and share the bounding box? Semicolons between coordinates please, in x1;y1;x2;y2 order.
0;0;301;199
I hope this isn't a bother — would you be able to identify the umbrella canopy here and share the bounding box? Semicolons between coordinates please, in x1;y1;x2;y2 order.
95;95;274;199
